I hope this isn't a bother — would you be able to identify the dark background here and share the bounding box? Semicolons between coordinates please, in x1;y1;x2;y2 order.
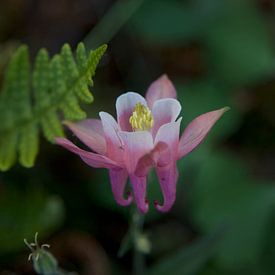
0;0;275;274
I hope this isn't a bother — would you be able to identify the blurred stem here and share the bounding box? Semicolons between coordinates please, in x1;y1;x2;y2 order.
132;209;145;275
84;0;144;49
117;207;146;274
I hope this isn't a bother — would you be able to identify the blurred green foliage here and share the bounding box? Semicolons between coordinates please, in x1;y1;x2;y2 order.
191;151;275;268
132;0;274;85
0;184;64;255
0;0;275;274
147;226;224;275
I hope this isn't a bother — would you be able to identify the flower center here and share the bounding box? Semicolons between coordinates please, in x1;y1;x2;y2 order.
129;103;154;131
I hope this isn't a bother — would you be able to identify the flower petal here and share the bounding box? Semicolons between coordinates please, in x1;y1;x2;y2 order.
109;168;132;206
146;74;177;109
153;119;181;212
154;162;179;212
178;107;229;159
135;141;169;177
55;137;120;169
99;111;124;164
118;131;154;173
64;119;106;154
155;118;182;154
129;174;149;213
116;92;147;131
151;98;181;137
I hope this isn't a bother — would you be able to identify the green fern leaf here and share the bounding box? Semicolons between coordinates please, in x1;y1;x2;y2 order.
87;44;108;85
33;49;51;109
19;124;39;168
61;44;79;82
0;42;107;170
76;42;88;73
60;94;86;120
41;112;64;142
0;134;18;171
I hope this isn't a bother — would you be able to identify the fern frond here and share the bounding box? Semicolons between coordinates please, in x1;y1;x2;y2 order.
0;42;107;171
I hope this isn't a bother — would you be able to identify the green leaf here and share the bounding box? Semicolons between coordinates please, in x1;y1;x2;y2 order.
0;42;107;170
0;133;18;171
18;124;39;167
33;49;51;109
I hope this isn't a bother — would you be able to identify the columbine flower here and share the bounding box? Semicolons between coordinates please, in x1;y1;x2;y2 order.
56;75;228;213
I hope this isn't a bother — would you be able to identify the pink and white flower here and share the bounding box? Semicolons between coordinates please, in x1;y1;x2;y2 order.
56;75;229;213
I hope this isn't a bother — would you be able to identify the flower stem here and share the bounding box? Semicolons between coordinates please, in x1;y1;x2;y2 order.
117;208;148;274
132;209;145;275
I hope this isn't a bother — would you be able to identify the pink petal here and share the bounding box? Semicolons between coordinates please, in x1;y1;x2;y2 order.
178;107;230;159
153;120;181;212
55;138;120;169
64;119;106;155
99;111;124;164
109;168;132;206
154;163;179;212
135;141;169;177
151;98;181;137
118;131;154;173
118;131;153;213
129;174;149;213
116;92;147;131
145;74;177;109
155;119;182;154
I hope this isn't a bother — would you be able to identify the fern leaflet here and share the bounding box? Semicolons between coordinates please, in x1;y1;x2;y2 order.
0;42;107;171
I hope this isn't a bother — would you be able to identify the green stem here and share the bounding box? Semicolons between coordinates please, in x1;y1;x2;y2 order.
84;0;144;49
132;209;145;275
117;208;147;274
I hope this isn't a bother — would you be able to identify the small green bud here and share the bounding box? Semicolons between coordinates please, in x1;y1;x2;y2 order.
32;250;58;275
24;232;59;275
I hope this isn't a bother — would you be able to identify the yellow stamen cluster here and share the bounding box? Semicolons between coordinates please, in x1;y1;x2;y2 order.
129;103;154;131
